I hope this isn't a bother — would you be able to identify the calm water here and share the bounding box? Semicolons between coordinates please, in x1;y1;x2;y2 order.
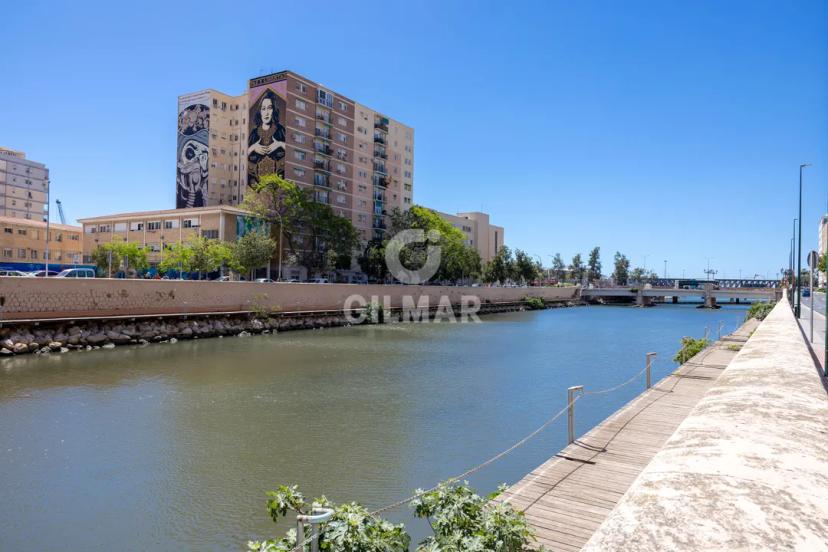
0;303;748;550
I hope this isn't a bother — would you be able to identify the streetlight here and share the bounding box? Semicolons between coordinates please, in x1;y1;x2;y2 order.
796;163;811;318
663;260;667;279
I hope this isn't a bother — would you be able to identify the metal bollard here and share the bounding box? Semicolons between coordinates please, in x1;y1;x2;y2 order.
717;321;725;340
295;507;335;552
567;385;584;444
646;352;656;389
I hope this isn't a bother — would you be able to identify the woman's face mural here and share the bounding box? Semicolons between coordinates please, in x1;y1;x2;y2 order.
260;98;274;126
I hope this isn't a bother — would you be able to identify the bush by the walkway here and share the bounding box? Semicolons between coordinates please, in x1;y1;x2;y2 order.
746;301;775;321
673;336;709;364
248;481;536;552
524;296;546;310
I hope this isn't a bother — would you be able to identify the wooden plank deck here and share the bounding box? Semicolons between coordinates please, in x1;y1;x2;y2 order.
499;319;760;551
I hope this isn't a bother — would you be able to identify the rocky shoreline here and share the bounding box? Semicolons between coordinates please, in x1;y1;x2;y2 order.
0;300;578;356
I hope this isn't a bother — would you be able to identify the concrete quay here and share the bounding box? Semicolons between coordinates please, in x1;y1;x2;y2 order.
582;298;828;551
499;318;759;550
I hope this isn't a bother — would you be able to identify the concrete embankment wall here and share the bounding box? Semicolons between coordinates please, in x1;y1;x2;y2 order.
583;299;828;550
0;278;579;321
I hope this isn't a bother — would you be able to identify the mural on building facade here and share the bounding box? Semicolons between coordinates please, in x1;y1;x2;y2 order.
248;79;287;189
176;93;210;208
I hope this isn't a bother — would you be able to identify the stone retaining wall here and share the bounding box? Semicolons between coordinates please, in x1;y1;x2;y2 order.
0;277;579;321
582;297;828;550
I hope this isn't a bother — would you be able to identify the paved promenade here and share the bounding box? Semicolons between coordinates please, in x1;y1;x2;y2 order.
499;318;759;550
583;298;828;551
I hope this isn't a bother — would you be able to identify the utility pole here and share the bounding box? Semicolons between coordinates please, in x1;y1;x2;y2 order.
796;165;810;317
44;182;50;274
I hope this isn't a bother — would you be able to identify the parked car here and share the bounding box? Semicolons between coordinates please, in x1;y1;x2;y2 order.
55;268;96;278
0;270;30;277
802;288;811;298
284;278;300;283
255;278;275;283
30;270;60;277
310;277;329;284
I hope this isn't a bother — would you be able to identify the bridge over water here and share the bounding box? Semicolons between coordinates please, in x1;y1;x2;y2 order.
582;281;780;307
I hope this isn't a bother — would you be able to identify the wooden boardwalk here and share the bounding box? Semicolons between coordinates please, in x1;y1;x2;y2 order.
499;319;759;551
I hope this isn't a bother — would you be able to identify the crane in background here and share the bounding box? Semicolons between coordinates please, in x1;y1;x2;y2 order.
55;199;66;225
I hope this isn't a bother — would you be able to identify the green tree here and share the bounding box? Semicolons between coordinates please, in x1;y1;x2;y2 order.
551;253;566;281
90;242;123;277
119;242;149;274
569;253;585;282
483;245;515;284
158;241;193;277
587;247;601;281
630;267;646;283
358;238;390;282
388;205;481;283
244;172;359;278
233;230;277;279
514;249;540;283
613;251;630;285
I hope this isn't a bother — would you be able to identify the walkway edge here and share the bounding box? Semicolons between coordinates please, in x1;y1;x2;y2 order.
582;298;828;551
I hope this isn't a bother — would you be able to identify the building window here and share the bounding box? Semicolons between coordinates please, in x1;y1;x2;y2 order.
129;221;144;231
294;150;306;161
3;228;12;234
296;99;307;111
99;224;111;232
2;249;11;258
31;250;38;260
17;229;26;236
295;117;307;128
17;248;26;259
296;82;307;94
293;133;306;144
337;116;346;126
336;132;347;143
317;89;333;108
164;220;179;229
85;226;95;234
202;229;219;239
183;218;199;228
147;221;161;231
294;167;306;177
114;222;127;232
337;101;347;111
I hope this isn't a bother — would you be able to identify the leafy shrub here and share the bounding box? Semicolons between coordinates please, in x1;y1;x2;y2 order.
673;336;709;364
248;481;536;552
523;296;545;310
746;301;775;321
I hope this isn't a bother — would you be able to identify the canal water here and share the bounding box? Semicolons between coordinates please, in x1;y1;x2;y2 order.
0;303;749;550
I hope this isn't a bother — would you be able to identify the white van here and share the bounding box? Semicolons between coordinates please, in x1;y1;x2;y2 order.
56;268;96;278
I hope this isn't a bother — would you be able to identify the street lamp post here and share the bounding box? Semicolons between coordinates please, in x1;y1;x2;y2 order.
796;164;811;318
663;260;667;279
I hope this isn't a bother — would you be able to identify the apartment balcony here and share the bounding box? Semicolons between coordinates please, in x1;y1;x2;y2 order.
313;173;330;188
373;165;387;176
373;135;386;145
314;144;333;156
373;176;389;188
313;159;331;171
373;192;386;202
314;128;331;139
316;111;331;123
372;218;387;230
374;118;389;132
373;150;387;160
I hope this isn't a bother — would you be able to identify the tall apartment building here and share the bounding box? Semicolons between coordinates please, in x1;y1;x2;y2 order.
435;210;505;264
0;147;48;221
177;70;414;242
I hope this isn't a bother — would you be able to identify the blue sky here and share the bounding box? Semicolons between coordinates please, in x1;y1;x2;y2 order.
2;0;826;279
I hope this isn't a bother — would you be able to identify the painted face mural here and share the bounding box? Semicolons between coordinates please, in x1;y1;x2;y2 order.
247;86;287;188
176;98;210;208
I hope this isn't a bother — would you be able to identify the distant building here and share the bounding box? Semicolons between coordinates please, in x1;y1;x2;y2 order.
78;205;260;272
176;70;414;243
434;210;505;264
0;215;84;272
0;147;48;221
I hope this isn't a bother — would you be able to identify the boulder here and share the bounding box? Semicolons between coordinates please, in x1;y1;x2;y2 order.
102;343;115;349
0;348;11;355
60;347;69;354
49;342;62;351
86;333;108;345
13;343;28;354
